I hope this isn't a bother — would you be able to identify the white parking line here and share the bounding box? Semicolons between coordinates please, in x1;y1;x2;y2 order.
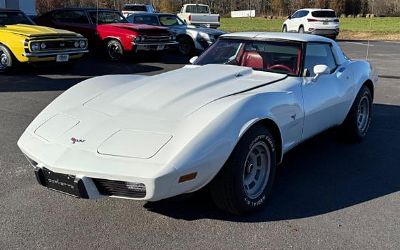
382;41;400;44
344;41;375;47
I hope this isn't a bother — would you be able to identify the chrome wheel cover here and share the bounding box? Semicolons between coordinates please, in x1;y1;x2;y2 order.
357;95;370;133
108;42;122;60
243;141;271;199
0;52;8;70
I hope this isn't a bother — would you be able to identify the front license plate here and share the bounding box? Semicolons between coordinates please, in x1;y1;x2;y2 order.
41;168;78;196
157;45;165;51
56;54;69;62
323;21;329;25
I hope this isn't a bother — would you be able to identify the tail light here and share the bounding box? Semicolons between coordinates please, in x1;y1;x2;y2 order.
218;16;220;22
188;15;192;21
307;18;319;22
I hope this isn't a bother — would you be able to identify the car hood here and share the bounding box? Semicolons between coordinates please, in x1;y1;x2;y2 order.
171;24;224;35
1;24;79;37
186;25;225;35
103;23;168;32
83;64;286;120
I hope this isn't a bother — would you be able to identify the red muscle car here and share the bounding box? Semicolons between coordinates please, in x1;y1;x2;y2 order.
36;8;178;61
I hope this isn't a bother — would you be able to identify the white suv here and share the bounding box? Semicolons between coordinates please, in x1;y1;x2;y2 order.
282;9;340;39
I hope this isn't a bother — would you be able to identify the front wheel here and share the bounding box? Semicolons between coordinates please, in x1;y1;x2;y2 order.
0;44;13;73
340;85;373;142
210;125;277;215
177;36;194;56
106;39;124;61
282;25;287;32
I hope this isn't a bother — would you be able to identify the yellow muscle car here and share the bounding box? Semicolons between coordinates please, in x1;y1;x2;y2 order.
0;9;89;72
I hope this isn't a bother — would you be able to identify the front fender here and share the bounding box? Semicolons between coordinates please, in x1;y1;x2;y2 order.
164;91;301;193
0;32;27;62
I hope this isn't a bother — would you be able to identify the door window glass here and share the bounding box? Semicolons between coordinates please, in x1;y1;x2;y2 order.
304;43;337;76
53;11;89;24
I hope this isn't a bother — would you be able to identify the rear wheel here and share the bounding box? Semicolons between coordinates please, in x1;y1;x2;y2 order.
106;39;123;61
177;36;194;56
340;85;373;142
298;26;305;33
0;44;13;73
210;125;277;215
282;25;287;32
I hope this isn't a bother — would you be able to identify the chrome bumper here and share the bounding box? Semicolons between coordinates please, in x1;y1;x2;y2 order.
23;50;89;57
132;41;179;46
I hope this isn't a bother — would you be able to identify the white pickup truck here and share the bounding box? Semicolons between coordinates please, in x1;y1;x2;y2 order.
122;4;156;17
177;4;220;29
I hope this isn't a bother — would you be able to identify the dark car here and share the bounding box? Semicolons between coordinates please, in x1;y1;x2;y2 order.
127;13;224;55
36;8;177;60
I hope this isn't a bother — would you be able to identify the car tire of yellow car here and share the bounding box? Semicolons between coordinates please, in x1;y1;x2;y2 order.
0;44;15;73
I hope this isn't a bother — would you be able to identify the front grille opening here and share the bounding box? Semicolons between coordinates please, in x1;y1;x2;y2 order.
92;178;146;198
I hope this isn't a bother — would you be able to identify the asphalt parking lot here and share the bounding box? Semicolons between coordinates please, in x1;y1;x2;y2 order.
0;41;399;249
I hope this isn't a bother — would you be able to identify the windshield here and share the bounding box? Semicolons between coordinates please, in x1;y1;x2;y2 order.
88;11;128;24
132;15;159;25
312;11;336;18
159;15;185;26
195;39;302;76
186;5;210;14
0;11;34;25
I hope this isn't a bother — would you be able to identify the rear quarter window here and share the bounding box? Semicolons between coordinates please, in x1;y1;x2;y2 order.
124;6;147;11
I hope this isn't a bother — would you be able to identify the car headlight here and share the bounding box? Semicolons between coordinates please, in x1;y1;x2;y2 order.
74;41;79;48
31;42;40;51
79;40;86;48
134;36;143;43
209;35;216;42
40;43;46;49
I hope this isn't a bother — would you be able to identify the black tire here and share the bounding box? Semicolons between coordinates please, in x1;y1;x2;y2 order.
0;44;14;73
282;25;287;32
340;85;373;142
177;36;194;56
105;39;123;61
210;125;277;215
298;26;305;33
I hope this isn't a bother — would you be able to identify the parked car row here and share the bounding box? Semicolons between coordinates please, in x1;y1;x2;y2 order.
0;6;224;73
0;6;341;73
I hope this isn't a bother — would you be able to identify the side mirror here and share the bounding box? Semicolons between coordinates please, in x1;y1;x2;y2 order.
313;64;330;80
288;15;292;20
189;56;198;64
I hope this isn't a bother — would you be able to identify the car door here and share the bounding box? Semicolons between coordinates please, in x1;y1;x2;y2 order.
286;11;298;31
297;11;309;31
301;42;353;140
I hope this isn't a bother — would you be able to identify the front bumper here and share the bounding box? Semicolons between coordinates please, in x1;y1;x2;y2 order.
23;50;89;57
133;41;178;52
18;131;189;202
22;50;89;63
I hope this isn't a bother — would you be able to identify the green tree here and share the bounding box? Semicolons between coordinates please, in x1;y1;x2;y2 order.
330;0;346;15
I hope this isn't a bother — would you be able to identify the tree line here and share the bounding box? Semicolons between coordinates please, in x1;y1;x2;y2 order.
37;0;400;17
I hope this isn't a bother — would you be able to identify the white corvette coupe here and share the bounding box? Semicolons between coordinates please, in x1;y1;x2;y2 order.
18;32;378;214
